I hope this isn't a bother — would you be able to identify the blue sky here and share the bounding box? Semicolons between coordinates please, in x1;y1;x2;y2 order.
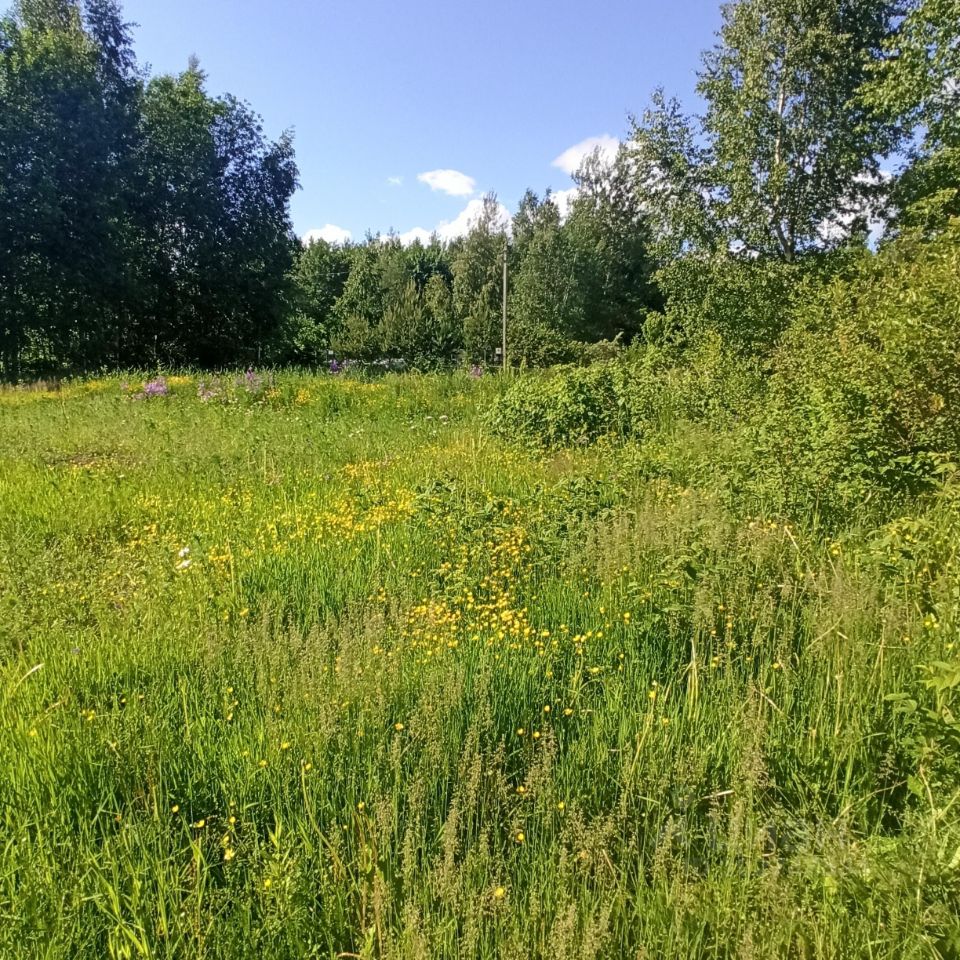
122;0;723;243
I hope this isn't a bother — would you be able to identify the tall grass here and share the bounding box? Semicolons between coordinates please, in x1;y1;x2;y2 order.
1;371;957;958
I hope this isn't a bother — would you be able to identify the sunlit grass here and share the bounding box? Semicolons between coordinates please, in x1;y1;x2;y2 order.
1;370;957;958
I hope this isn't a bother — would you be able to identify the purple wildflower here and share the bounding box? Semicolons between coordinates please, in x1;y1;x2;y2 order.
242;368;262;392
197;380;219;402
469;364;484;378
142;377;169;398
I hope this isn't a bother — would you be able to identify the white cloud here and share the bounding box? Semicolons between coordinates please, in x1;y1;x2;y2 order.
387;176;403;186
552;135;619;177
302;224;352;245
397;226;434;245
398;197;511;246
549;186;580;220
417;168;477;197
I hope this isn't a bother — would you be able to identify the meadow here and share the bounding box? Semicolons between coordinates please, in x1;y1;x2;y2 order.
1;369;958;959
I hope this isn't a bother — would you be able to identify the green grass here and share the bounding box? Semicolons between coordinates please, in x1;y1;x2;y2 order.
1;371;958;959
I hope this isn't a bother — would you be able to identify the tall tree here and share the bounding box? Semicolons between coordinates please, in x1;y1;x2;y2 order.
276;237;350;363
566;146;660;342
135;62;298;365
0;0;298;376
508;193;583;364
0;0;127;373
451;194;508;363
632;0;899;261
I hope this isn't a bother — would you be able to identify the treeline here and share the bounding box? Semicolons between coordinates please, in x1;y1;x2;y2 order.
281;159;658;369
1;0;958;379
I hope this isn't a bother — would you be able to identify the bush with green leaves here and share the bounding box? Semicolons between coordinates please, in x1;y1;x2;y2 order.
759;220;960;519
486;339;764;450
654;253;811;353
485;362;633;447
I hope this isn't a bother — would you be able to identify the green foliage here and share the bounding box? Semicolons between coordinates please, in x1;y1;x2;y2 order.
864;0;960;230
331;238;460;368
136;67;298;367
452;194;508;363
486;363;633;446
655;252;807;352
0;1;298;377
487;339;764;449
508;197;584;365
566;147;660;341
2;370;960;956
492;223;960;529
271;239;350;364
760;221;960;517
631;0;898;262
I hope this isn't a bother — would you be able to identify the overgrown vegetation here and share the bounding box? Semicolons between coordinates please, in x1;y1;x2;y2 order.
2;370;959;958
2;0;959;955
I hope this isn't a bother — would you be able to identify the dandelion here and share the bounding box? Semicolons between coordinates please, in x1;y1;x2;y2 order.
394;722;405;732
171;804;180;814
557;801;565;811
194;819;206;829
493;885;506;899
514;831;525;844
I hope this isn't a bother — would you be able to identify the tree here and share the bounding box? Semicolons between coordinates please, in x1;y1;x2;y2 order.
0;0;130;374
632;0;899;262
508;193;582;364
331;236;457;366
275;237;350;363
565;146;660;342
0;0;299;377
451;194;507;363
864;0;960;229
135;63;298;366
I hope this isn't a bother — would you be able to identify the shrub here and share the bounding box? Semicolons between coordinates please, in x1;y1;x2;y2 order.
759;220;960;518
486;363;631;447
655;253;808;353
486;340;763;449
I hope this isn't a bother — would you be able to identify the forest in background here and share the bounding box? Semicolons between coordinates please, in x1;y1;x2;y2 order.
1;0;957;377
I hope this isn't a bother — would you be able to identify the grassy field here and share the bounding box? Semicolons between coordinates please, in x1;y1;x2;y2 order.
1;371;958;959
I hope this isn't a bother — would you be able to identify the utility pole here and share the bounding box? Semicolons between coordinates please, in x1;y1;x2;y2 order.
501;237;508;373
